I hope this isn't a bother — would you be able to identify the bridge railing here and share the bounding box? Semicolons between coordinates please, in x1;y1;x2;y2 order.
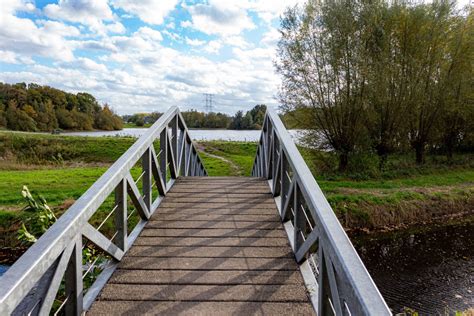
252;110;390;316
0;106;206;315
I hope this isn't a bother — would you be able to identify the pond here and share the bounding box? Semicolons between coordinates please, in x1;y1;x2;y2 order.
353;220;474;315
64;128;305;143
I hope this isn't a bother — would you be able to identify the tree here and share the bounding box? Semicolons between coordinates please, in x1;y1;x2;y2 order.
242;112;254;129
230;110;244;129
6;100;37;131
0;101;6;127
404;1;459;164
249;104;267;129
0;82;123;132
94;104;122;130
276;0;371;171
437;8;473;159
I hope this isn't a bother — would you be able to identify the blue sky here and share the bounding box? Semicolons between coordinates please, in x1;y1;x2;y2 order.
2;1;470;115
0;0;303;114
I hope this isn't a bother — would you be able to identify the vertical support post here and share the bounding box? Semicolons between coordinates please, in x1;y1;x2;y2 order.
160;128;167;185
142;148;152;211
185;142;191;176
273;135;281;197
260;134;267;178
179;130;186;176
280;149;289;214
170;115;178;176
114;179;127;251
293;182;305;251
318;245;330;316
64;236;83;316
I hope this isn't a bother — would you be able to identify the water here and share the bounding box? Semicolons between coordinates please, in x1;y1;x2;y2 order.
353;220;474;315
64;128;305;143
0;264;9;276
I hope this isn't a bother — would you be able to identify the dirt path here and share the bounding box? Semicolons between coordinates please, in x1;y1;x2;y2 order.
195;143;242;175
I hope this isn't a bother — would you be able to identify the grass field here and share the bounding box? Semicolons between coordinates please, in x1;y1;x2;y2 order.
0;131;472;248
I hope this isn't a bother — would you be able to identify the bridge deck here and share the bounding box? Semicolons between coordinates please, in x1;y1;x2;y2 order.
88;177;314;315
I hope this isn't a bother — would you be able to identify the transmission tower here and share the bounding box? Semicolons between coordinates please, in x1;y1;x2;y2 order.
203;93;214;112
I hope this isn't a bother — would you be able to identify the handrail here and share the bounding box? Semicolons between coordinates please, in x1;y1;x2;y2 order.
0;106;207;315
252;109;391;315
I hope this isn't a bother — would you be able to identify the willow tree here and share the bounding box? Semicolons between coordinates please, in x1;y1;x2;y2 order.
364;2;414;168
399;1;462;164
437;7;473;160
276;0;374;171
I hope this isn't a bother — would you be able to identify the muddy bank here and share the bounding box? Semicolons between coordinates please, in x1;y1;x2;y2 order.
351;218;474;314
339;192;474;233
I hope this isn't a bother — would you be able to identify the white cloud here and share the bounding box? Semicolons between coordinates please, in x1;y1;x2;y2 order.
135;27;163;42
185;37;206;46
111;0;178;25
35;20;81;37
162;30;182;42
224;35;251;49
1;0;36;15
261;28;281;47
0;3;76;61
0;50;34;64
203;40;222;54
186;1;255;36
44;0;124;34
59;57;107;72
180;20;192;28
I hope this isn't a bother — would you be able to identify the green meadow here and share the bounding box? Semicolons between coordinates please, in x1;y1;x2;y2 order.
0;131;472;247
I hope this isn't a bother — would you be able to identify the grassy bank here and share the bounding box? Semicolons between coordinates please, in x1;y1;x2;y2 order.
0;131;135;168
0;131;473;250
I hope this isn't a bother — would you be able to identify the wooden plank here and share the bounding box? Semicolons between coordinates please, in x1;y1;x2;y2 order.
108;269;305;285
97;284;309;302
118;257;298;271
148;214;280;222
157;202;278;209
140;228;286;238
88;177;313;314
154;207;278;215
162;197;276;203
134;236;290;247
89;301;315;315
126;246;293;258
144;220;283;229
165;192;273;198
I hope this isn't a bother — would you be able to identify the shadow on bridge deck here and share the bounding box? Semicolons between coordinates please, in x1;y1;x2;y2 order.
88;177;314;315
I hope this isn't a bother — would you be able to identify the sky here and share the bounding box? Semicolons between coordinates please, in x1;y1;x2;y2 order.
1;1;471;115
0;0;306;115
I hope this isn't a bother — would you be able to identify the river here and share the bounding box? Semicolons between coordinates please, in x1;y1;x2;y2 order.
64;128;305;143
352;220;474;315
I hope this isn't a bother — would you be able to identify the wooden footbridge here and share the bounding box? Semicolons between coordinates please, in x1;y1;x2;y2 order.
0;107;391;315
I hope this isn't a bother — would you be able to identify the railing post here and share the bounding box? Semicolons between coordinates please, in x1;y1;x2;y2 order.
114;179;127;251
280;150;289;214
170;115;178;176
293;182;305;251
142;148;152;211
160;128;167;185
64;236;83;316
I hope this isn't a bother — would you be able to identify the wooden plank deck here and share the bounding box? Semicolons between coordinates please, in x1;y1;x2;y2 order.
88;177;314;315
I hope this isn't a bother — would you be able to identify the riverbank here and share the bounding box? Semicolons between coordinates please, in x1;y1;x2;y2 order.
0;133;473;256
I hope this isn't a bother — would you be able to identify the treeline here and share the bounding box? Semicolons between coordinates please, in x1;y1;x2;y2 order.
277;0;473;170
0;82;122;132
123;104;267;130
